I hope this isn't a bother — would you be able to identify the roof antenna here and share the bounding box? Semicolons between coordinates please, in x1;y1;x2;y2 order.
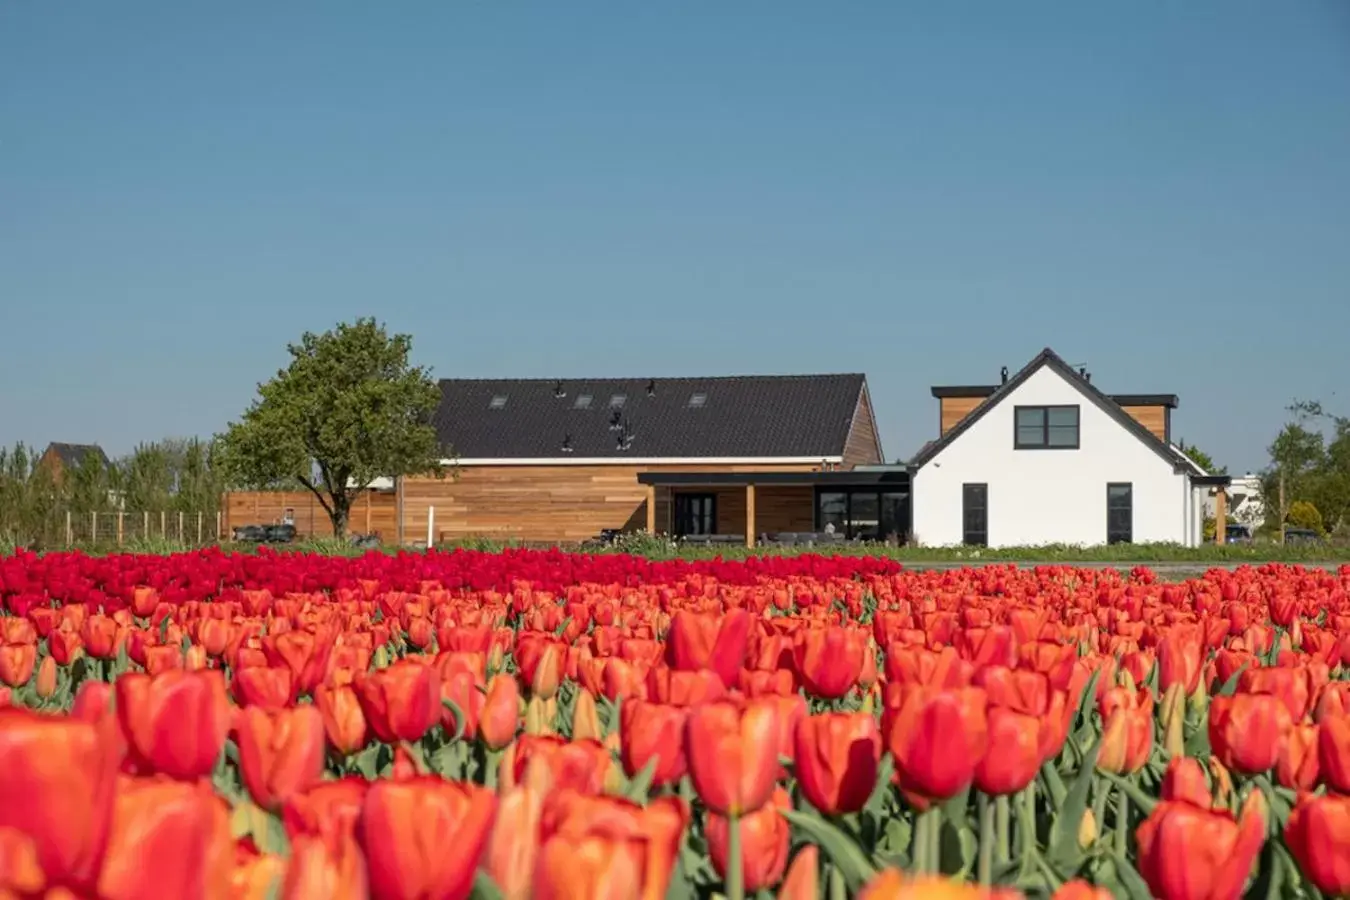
1000;366;1008;385
553;380;566;398
608;409;623;431
645;379;656;397
560;433;573;453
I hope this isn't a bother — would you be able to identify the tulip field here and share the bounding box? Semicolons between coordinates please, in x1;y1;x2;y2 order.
2;548;1349;899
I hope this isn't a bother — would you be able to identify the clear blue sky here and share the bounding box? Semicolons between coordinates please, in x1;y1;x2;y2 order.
3;2;1347;474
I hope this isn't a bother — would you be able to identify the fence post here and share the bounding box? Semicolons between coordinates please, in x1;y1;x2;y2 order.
427;505;435;547
159;510;166;539
65;511;72;546
177;511;184;543
117;512;124;545
197;512;203;544
215;511;222;543
90;511;96;545
142;511;149;538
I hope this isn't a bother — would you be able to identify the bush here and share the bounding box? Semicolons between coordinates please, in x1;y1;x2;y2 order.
1286;500;1325;533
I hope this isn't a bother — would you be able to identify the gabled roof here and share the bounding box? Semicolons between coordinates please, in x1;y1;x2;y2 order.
433;374;869;461
910;349;1202;474
43;442;111;470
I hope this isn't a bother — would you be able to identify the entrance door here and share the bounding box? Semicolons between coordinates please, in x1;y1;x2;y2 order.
962;483;988;546
1107;483;1133;544
673;493;716;536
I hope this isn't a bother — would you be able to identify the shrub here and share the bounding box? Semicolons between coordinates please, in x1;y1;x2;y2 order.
1286;500;1325;533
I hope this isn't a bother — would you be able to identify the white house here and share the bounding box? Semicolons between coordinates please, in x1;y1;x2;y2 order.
1205;474;1265;530
909;348;1230;548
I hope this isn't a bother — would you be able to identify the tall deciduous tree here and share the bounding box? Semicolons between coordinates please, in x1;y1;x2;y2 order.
1175;440;1226;475
216;319;445;537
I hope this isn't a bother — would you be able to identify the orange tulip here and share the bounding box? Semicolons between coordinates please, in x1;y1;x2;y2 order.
706;786;791;894
533;832;643;900
81;614;120;660
354;659;443;744
282;778;369;843
792;625;867;700
486;756;552;900
1135;790;1266;900
538;790;689;900
620;700;689;790
96;776;234;900
1157;627;1204;697
232;665;297;710
505;735;613;795
0;643;36;688
34;655;58;699
235;706;326;812
1284;793;1350;898
0;709;120;894
685;699;782;816
358;776;497;900
1159;757;1213;809
231;844;286;900
1096;687;1153;775
263;630;332;696
115;669;232;780
480;673;521;750
1276;722;1320;792
793;711;881;814
516;635;566;700
1208;693;1292;776
314;683;369;757
886;685;989;805
1317;711;1350;793
281;832;369;900
778;845;819;900
973;706;1041;796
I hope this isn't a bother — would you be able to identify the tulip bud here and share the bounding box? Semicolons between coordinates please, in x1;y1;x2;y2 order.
373;645;391;670
530;644;562;701
35;655;58;699
1118;669;1138;693
185;645;208;671
1208;755;1236;810
480;675;520;751
571;688;603;742
1078;807;1098;848
1160;683;1186;758
524;696;553;736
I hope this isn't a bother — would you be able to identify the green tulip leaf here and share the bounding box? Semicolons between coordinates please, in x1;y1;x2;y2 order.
623;756;659;804
1047;734;1101;867
1096;771;1157;816
780;808;878;891
1216;663;1248;697
471;871;505;900
441;697;467;743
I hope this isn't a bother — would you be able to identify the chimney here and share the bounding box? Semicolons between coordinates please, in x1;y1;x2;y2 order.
1000;366;1008;385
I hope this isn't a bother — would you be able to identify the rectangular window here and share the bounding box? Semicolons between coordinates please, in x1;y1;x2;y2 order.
673;493;716;537
962;483;988;547
1014;405;1080;449
1107;483;1133;544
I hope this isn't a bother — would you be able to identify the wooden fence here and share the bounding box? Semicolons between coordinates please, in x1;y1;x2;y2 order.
222;490;397;541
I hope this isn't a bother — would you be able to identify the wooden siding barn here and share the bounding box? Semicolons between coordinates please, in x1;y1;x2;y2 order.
223;489;397;540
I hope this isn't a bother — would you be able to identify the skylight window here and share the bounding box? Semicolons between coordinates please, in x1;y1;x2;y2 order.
489;395;508;410
610;394;627;409
574;394;593;409
688;393;707;408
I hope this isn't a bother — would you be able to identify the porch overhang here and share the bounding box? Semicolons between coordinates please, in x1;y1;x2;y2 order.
637;469;911;488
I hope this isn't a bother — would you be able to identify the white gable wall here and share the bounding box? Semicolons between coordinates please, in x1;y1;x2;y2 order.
912;366;1191;547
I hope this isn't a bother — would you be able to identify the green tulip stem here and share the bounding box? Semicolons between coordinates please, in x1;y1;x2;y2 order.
977;794;994;885
828;863;847;900
727;812;745;900
995;795;1011;865
1016;786;1038;881
912;810;929;874
1114;787;1130;857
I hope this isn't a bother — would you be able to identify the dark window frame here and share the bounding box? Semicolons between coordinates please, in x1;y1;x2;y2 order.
812;487;910;542
962;483;988;547
1107;482;1133;545
1014;404;1081;450
673;492;717;537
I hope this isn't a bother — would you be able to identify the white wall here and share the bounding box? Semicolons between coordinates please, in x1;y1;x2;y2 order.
912;366;1191;547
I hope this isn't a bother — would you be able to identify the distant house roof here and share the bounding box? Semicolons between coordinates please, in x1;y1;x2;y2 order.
432;374;869;461
43;442;111;470
910;349;1208;476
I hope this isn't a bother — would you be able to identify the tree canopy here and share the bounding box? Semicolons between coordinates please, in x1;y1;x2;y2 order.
1174;440;1225;475
216;318;445;537
1260;400;1350;536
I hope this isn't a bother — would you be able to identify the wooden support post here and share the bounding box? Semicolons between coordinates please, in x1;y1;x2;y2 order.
365;492;373;534
215;511;222;543
1214;488;1227;545
66;510;72;546
745;483;756;548
160;510;167;538
117;512;124;545
197;512;204;545
646;484;656;534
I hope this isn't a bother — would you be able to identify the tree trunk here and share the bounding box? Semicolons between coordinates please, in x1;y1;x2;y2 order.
327;496;350;540
1279;472;1286;545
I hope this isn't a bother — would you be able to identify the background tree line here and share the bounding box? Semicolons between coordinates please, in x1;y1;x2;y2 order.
0;438;225;549
1261;400;1350;538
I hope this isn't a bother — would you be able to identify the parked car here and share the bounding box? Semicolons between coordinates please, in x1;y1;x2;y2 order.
1225;524;1253;543
1284;527;1322;544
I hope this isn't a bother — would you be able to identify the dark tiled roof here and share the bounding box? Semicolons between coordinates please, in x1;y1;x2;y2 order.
909;349;1199;474
433;374;867;460
44;442;111;470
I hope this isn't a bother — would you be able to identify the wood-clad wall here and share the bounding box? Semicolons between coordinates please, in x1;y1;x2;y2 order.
400;463;820;545
939;397;987;435
842;386;885;468
223;490;397;539
1120;405;1169;442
